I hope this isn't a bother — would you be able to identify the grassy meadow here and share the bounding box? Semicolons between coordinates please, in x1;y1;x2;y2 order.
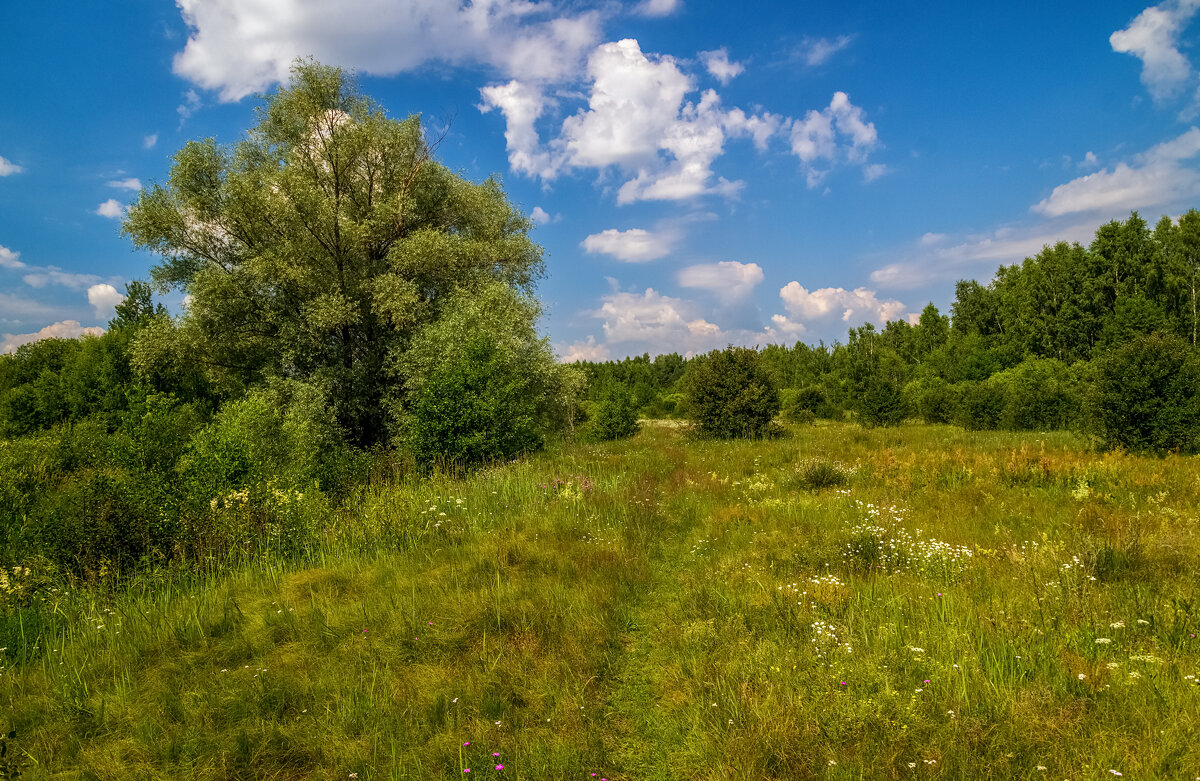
2;422;1199;779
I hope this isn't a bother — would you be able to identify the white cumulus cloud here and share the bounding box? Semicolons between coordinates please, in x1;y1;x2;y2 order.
0;156;22;176
1111;0;1200;102
700;48;744;84
96;199;127;219
787;91;880;188
561;40;694;170
596;288;714;343
1;321;105;354
559;335;611;362
770;313;807;336
0;245;25;270
779;281;906;326
634;0;680;17
530;206;553;224
581;227;675;262
481;38;785;204
592;287;788;356
478;80;560;179
677;260;763;302
88;284;125;319
173;0;602;101
1032;127;1200;217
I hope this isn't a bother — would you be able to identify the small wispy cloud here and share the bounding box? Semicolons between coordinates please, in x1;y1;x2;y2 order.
177;89;202;124
96;199;127;219
799;34;854;67
107;178;142;191
700;48;744;84
634;0;680;17
0;155;23;176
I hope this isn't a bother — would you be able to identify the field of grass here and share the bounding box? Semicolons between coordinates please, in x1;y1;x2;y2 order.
2;422;1199;780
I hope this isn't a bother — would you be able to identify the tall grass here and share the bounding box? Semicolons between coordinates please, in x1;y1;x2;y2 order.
2;422;1198;779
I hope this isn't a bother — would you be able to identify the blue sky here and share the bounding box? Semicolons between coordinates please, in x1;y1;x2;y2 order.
2;0;1199;359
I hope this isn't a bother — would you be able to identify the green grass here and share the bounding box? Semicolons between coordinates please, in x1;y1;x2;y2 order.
3;422;1200;779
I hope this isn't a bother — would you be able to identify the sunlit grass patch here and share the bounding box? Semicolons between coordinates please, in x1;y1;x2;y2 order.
3;423;1200;778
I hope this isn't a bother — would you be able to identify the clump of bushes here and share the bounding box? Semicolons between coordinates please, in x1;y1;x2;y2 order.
858;375;907;428
956;381;1006;431
906;377;959;424
1089;331;1200;453
585;386;640;442
782;385;835;424
395;283;582;467
683;347;780;438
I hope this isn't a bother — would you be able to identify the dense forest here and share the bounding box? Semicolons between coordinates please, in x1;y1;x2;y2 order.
2;62;1200;587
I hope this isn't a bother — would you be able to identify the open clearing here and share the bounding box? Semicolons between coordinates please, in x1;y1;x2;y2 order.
4;423;1199;779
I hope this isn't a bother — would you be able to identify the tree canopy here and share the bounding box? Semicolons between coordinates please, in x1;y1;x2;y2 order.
124;61;545;446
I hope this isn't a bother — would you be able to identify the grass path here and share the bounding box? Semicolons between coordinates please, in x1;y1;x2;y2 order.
3;424;1200;779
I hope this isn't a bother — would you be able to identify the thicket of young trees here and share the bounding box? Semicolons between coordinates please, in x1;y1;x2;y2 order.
578;211;1200;451
0;62;578;580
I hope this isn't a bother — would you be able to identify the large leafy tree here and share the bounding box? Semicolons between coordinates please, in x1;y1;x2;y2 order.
125;61;542;446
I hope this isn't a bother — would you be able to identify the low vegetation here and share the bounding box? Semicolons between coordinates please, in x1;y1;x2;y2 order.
3;423;1198;779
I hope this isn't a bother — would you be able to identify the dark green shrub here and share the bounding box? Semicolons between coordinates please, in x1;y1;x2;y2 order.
906;377;960;424
176;380;347;559
956;381;1005;430
683;347;780;438
989;358;1080;431
1090;332;1200;453
406;335;544;465
586;386;640;442
783;384;832;422
34;471;165;577
642;391;683;419
395;282;581;466
788;407;816;425
858;376;907;428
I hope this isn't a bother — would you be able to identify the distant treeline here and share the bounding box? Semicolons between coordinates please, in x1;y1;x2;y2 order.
576;211;1200;439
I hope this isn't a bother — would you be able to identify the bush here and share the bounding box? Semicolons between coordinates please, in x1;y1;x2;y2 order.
907;377;960;424
956;381;1005;430
177;380;347;560
683;347;780;438
858;376;907;428
988;357;1080;431
396;282;581;466
782;384;833;423
787;406;816;425
407;335;546;465
586;386;640;442
1090;331;1200;453
642;391;684;419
